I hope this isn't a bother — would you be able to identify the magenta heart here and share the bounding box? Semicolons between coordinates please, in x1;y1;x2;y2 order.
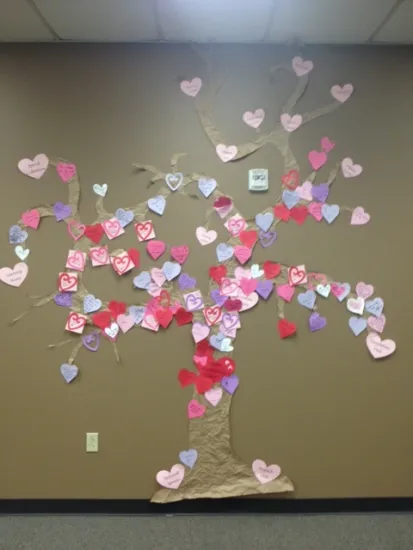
308;150;327;171
82;331;100;352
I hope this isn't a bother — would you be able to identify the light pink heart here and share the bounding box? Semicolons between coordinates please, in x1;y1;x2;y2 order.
351;207;370;225
18;153;49;179
252;459;281;484
342;157;363;178
204;387;223;407
191;322;210;343
216;144;238;163
234;267;251;281
117;314;135;334
321;136;335;153
356;282;374;299
196;227;217;246
147;283;162;297
151;268;166;287
57;162;77;183
156;464;185;489
234;245;252;265
242;109;265;129
239;291;259;311
367;314;386;333
239;278;257;297
0;262;28;287
331;84;353;103
188;399;206;419
180;77;202;97
280;113;302;132
292;56;313;76
307;202;323;221
214;204;233;219
308;150;327;171
276;284;295;302
296;181;313;201
366;333;396;359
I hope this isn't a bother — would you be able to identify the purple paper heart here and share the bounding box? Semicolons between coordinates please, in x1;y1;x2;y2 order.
311;183;329;203
82;331;100;352
221;374;239;395
210;289;227;307
54;292;72;307
53;202;72;222
308;312;327;332
178;273;197;290
259;230;277;248
256;280;273;300
221;312;239;331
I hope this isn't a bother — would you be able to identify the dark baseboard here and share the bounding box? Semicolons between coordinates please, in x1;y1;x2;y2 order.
1;497;413;515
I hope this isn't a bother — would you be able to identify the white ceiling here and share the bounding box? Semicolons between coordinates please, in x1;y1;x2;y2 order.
0;0;412;43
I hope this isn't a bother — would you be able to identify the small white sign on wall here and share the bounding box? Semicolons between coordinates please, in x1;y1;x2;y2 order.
248;169;268;192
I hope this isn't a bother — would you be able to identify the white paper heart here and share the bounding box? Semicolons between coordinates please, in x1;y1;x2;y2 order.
93;183;108;197
216;144;238;163
165;173;183;192
196;227;217;246
15;246;30;261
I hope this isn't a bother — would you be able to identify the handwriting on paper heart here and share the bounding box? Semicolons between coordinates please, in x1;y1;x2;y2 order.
179;448;198;469
0;262;28;287
321;204;340;224
60;363;79;383
292;56;313;76
311;183;329;203
307;202;323;221
321;136;335;153
146;240;166;260
331;83;353;103
198;177;217;198
163;261;181;281
288;265;307;286
93;183;108;197
280;113;302;132
347;296;364;315
165;172;183;192
216;144;238;163
192;322;210;343
341;157;363;178
151;267;166;287
180;77;202;97
252;459;281;484
216;243;234;263
276;284;295;303
135;221;155;242
351;207;370;225
9;225;28;244
84;294;102;314
282;190;300;210
366;333;396;359
66;312;87;334
234;246;252;265
18;153;49;179
368;314;386;333
82;331;100;352
297;290;316;310
331;282;351;302
171;245;189;265
242;109;265;129
308;150;327;171
148;195;166;215
221;374;239;395
156;464;185;489
356;282;374;299
196;227;217;246
188;399;206;419
21;209;40;230
115;208;134;227
53;202;72;221
57;162;76;182
66;250;86;272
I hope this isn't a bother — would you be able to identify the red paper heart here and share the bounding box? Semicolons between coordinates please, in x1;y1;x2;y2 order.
209;265;227;284
204;306;222;325
196;339;214;357
213;196;232;208
215;357;236;376
278;318;297;339
290;205;308;225
84;224;104;244
135;221;153;240
281;169;300;190
92;311;112;329
175;308;193;326
288;266;306;286
112;255;133;275
127;248;140;267
177;370;212;394
239;230;258;249
67;312;86;331
58;272;77;291
156;308;173;328
108;300;126;319
263;261;281;279
223;298;242;312
273;204;290;222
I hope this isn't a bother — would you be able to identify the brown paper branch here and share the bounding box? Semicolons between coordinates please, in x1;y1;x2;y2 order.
9;292;56;326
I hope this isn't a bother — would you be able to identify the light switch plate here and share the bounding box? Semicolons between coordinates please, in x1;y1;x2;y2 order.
248;169;268;192
86;432;99;452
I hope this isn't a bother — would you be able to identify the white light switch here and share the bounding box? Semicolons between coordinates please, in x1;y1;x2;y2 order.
86;432;99;452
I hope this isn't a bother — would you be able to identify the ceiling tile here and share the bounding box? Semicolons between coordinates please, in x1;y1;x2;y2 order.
267;0;397;43
158;0;274;42
0;0;53;41
35;0;159;41
373;0;413;43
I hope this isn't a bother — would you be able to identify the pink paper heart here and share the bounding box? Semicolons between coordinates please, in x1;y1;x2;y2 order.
308;150;327;171
146;240;166;260
21;209;40;229
276;284;295;302
188;399;206;419
0;262;28;287
151;268;166;287
67;220;86;241
356;282;374;299
156;464;185;489
252;459;281;484
292;56;313;76
307;202;323;222
180;77;202;97
57;162;77;182
321;136;335;153
147;283;162;297
220;278;240;296
18;154;49;179
280;113;302;132
196;227;217;246
191;322;210;343
342;157;363;178
117;314;135;334
234;245;252;265
242;109;265;129
367;314;386;333
351;207;370;225
234;267;251;281
216;144;238;163
331;84;353;103
366;333;396;359
170;245;189;265
239;291;259;311
296;181;313;201
239;277;257;297
204;387;223;407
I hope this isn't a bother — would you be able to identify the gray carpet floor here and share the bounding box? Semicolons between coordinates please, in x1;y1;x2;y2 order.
0;514;413;550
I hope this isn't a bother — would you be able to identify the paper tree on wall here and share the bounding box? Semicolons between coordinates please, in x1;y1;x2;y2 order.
2;48;395;503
